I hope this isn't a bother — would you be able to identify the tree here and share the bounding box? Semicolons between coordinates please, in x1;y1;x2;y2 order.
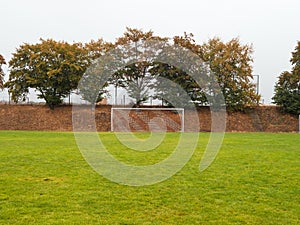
273;41;300;114
113;27;167;106
84;38;114;61
150;33;206;107
114;63;153;106
150;62;205;107
5;39;88;109
0;54;5;89
199;38;260;111
78;39;114;103
151;34;260;110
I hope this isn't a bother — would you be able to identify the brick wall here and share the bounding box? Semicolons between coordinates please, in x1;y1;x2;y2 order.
0;104;298;132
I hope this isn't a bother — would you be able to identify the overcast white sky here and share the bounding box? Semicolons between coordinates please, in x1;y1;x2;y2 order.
1;0;300;103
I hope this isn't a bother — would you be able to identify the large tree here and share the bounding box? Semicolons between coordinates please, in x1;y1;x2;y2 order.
150;33;206;107
113;27;167;106
151;34;260;110
78;39;114;103
0;54;5;89
5;39;88;109
199;37;260;111
273;41;300;114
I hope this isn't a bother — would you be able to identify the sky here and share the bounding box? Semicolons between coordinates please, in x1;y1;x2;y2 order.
1;0;300;103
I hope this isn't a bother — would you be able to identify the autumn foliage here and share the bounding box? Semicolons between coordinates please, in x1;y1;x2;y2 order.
5;28;260;110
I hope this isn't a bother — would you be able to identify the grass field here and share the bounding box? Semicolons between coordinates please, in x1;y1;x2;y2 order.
0;131;299;224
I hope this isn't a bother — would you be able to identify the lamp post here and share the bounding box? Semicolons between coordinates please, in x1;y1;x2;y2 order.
253;75;259;95
253;74;260;104
114;83;118;105
8;90;10;105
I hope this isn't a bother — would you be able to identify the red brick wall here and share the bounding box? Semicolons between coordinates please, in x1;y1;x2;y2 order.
0;104;298;132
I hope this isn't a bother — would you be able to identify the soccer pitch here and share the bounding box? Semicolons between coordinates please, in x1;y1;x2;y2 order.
0;131;299;224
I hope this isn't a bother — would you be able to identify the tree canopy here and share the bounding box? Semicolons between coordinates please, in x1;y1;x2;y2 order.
4;28;261;111
112;28;168;106
273;41;300;114
77;39;114;103
152;34;260;110
199;38;259;111
5;39;89;109
150;33;205;107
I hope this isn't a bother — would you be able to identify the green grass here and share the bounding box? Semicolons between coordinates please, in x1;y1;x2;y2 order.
0;131;299;224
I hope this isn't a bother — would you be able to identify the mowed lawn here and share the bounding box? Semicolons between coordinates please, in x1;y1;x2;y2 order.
0;131;299;225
